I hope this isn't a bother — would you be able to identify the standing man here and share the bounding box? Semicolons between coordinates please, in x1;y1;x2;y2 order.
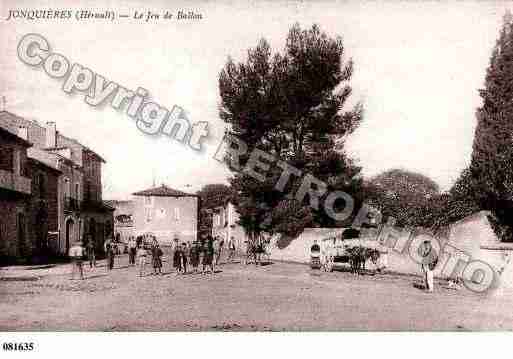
136;243;148;277
180;243;188;274
86;235;96;269
420;240;438;293
128;236;137;266
206;235;215;274
104;237;115;271
213;236;221;268
226;236;236;263
173;237;182;274
190;240;200;273
69;240;85;280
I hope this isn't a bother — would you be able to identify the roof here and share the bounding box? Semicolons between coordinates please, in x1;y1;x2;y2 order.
28;157;62;174
56;133;107;163
0;123;33;147
132;184;197;197
0;111;106;163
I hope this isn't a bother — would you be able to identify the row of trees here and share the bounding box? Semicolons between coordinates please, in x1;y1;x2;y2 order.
200;17;513;242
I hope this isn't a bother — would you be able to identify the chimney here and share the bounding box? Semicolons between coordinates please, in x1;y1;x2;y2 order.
17;126;28;141
45;122;56;148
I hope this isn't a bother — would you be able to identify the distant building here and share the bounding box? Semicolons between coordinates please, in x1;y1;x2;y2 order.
131;184;199;244
212;201;247;250
105;200;135;242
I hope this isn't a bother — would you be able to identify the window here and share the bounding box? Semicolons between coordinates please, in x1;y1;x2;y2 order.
174;207;180;221
75;183;80;199
17;212;26;257
64;177;70;198
85;181;91;201
145;207;153;223
0;146;13;171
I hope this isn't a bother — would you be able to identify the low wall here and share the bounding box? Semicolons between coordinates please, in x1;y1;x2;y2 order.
268;212;513;293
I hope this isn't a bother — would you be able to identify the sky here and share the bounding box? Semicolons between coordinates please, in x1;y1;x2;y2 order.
0;0;511;199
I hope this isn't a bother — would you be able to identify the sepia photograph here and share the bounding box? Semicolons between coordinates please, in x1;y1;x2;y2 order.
2;0;513;355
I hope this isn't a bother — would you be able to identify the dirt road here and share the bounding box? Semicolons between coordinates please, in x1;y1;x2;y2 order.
1;255;511;331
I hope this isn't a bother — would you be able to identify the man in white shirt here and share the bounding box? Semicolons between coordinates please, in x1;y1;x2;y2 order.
69;240;85;280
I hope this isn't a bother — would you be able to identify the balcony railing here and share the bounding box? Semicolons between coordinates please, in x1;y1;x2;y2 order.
82;198;109;212
64;196;81;212
0;169;31;195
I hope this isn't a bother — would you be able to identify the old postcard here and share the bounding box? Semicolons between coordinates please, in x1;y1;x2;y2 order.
1;0;513;355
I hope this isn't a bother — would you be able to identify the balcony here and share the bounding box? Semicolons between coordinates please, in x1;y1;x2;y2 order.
64;196;81;212
0;169;31;195
82;198;111;213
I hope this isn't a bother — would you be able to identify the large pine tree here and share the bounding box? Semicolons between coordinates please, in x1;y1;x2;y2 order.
218;23;363;240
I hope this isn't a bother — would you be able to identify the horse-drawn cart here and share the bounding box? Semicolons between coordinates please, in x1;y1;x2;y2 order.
315;236;385;274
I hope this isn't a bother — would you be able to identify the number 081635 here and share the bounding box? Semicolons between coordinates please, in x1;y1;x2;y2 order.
2;342;35;351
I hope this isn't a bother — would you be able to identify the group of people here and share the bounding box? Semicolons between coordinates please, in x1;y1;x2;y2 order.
131;234;238;277
68;233;238;280
171;235;235;275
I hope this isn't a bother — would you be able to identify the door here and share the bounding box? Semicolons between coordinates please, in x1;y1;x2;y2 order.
17;212;26;258
65;218;74;254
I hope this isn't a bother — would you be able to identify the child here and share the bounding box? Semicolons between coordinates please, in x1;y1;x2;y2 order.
136;244;147;277
151;243;163;275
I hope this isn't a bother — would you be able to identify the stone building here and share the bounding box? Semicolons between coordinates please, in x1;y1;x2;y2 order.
0;125;32;264
0;111;113;260
131;184;199;244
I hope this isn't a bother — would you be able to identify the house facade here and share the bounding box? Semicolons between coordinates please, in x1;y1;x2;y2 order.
212;201;247;250
0;111;113;260
0;126;33;264
131;185;199;244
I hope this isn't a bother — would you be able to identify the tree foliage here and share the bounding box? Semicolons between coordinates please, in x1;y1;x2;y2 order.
218;23;364;239
365;169;441;227
459;12;513;240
